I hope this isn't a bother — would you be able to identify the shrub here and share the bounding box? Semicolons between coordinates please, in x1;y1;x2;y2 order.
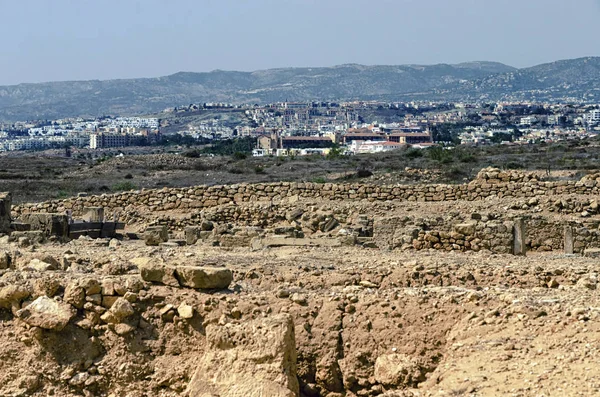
182;149;201;158
458;152;477;163
312;176;327;183
111;181;136;191
356;168;373;178
444;166;468;181
326;147;343;160
405;148;423;159
193;161;212;171
233;151;248;160
227;167;245;174
427;146;453;163
504;161;524;170
56;190;69;199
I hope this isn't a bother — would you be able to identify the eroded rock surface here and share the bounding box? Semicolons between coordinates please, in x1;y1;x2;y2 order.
187;314;299;397
16;296;76;331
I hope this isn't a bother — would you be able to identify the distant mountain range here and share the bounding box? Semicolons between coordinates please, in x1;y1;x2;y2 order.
0;57;599;121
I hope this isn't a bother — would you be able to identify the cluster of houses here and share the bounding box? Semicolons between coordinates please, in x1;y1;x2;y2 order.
2;101;600;154
0;117;161;151
252;126;433;157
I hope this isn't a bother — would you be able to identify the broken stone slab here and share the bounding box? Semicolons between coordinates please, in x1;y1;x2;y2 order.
0;250;11;270
260;237;342;248
339;235;358;246
0;285;31;310
285;208;304;222
564;225;574;255
320;217;339;233
185;226;204;245
143;225;168;246
16;296;76;331
100;297;135;324
219;235;253;248
160;242;182;248
0;192;11;235
186;314;298;397
132;257;179;287
176;266;233;290
454;222;477;236
177;302;194;319
19;213;69;238
24;258;58;272
583;248;600;258
374;353;425;387
8;231;46;244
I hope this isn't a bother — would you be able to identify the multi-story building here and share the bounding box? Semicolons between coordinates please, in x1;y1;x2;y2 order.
585;109;600;125
350;140;404;154
342;130;386;144
387;132;432;145
90;133;131;149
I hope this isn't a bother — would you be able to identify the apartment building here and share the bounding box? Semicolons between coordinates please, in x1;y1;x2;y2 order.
387;132;432;145
90;133;131;149
350;140;404;154
585;109;600;125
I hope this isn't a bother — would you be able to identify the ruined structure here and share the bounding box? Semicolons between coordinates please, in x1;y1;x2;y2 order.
0;192;11;235
2;168;600;396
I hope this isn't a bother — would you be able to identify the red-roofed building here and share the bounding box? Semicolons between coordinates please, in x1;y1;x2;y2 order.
387;132;432;145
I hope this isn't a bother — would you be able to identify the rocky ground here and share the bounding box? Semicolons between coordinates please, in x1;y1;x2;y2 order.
3;159;600;396
2;235;600;396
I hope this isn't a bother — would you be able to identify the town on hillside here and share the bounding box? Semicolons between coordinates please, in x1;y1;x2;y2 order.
1;101;599;155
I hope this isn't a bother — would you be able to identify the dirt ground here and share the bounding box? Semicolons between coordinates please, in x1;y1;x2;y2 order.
3;147;600;396
2;235;600;396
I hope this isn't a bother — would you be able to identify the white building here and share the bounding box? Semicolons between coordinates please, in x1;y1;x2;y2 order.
520;116;537;126
7;138;48;151
90;133;131;149
107;117;159;129
350;140;404;154
585;110;600;125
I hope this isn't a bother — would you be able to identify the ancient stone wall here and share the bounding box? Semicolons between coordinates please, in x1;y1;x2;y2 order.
7;168;600;254
11;169;600;218
373;214;600;255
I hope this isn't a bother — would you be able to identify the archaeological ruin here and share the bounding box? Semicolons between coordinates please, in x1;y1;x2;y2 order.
2;167;600;396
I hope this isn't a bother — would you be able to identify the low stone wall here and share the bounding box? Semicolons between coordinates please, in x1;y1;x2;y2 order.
374;216;514;254
373;214;600;255
10;168;600;218
413;221;514;254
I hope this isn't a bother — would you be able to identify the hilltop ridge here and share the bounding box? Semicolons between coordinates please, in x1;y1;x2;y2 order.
0;57;598;121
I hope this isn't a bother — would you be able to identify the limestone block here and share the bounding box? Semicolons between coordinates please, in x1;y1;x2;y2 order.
19;213;69;238
16;296;76;331
187;314;298;397
374;353;425;387
133;257;179;287
175;266;233;290
143;225;168;246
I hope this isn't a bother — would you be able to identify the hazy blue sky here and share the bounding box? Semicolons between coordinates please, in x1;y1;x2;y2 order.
1;0;599;85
